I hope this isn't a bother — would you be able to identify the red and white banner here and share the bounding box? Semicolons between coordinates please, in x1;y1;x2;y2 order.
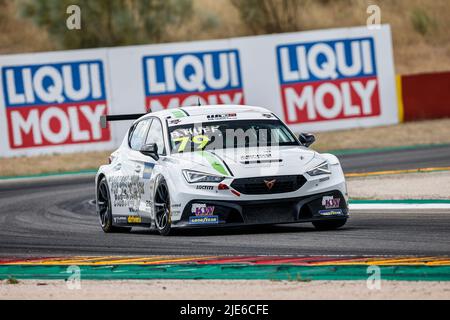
0;25;397;157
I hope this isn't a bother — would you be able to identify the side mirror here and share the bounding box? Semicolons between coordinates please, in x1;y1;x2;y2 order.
140;143;159;160
298;133;315;147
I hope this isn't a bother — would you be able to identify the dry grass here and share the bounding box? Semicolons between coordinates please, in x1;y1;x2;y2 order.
0;150;111;177
0;1;55;54
168;0;450;74
1;0;449;74
1;118;450;177
165;0;245;41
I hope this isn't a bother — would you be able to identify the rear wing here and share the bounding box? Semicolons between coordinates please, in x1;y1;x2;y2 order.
100;113;147;128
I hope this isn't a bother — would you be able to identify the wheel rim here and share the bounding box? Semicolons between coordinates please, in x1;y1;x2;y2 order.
97;181;110;227
154;183;170;230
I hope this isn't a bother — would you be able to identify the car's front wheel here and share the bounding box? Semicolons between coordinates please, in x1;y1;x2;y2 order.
97;177;131;233
154;177;172;236
312;219;347;230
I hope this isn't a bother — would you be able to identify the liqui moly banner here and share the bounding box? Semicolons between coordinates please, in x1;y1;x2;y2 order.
276;27;395;132
0;26;397;157
142;49;244;111
2;60;110;149
0;50;114;157
277;38;380;124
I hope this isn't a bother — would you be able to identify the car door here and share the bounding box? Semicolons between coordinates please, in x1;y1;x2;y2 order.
140;118;166;223
121;118;152;223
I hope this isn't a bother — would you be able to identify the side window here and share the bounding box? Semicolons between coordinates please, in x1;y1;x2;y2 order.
129;120;151;150
145;119;165;155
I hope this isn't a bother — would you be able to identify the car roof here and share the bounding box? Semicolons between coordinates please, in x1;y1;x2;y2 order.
136;105;274;123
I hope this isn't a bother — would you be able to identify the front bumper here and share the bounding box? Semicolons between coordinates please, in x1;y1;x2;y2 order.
172;190;348;228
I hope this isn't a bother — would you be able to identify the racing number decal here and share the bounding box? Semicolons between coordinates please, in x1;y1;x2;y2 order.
193;135;210;149
173;135;210;152
172;137;188;152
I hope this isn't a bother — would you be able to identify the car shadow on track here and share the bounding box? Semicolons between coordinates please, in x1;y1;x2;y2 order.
130;223;353;237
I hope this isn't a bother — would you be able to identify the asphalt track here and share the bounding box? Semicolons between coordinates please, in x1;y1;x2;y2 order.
0;144;449;257
338;143;450;173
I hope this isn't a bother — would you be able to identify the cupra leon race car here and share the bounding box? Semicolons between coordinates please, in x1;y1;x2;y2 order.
96;105;349;235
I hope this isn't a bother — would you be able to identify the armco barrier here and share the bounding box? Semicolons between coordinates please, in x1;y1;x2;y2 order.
0;25;397;157
398;71;450;121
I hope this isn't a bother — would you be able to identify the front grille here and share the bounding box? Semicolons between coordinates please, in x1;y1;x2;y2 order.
231;175;307;195
243;202;297;224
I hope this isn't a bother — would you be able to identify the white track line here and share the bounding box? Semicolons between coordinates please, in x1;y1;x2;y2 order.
350;203;450;210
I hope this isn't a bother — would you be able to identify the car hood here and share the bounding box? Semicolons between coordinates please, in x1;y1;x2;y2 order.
170;146;323;178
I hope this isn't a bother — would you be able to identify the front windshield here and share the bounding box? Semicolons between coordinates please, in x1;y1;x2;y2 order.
169;119;299;153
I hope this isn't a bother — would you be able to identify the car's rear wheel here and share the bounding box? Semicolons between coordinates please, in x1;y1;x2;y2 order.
97;177;131;233
312;219;347;230
154;177;172;236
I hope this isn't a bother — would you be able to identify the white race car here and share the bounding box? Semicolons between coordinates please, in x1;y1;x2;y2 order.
96;105;348;235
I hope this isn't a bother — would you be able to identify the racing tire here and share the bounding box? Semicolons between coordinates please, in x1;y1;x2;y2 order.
97;177;131;233
154;177;172;236
312;219;347;231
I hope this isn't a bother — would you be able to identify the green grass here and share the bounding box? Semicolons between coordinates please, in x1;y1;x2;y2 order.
6;276;19;284
411;8;435;36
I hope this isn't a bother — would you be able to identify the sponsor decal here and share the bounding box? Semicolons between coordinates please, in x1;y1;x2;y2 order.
318;209;343;216
322;196;341;209
206;113;237;120
171;109;188;118
170;125;220;137
169;119;181;125
2;60;110;149
143;162;155;179
240;153;280;165
189;215;219;224
191;203;215;216
241;153;272;161
113;216;127;223
109;175;144;213
127;216;142;223
142;50;244;111
276;38;380;124
196;185;214;190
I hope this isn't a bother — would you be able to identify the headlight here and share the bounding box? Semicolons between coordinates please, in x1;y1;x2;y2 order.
306;161;331;176
182;170;225;183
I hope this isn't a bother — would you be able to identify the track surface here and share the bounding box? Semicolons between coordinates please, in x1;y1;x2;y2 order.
1;145;449;257
339;144;450;173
